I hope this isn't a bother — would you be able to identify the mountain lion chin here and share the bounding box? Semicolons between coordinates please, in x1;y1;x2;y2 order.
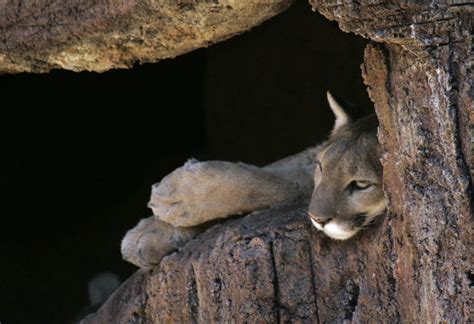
310;219;358;240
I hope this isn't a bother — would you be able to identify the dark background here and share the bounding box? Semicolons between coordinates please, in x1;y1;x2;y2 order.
0;1;370;323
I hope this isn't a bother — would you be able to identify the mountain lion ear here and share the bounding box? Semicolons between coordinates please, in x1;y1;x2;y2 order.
327;91;351;134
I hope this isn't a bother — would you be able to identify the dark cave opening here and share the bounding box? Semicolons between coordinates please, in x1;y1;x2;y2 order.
0;1;371;323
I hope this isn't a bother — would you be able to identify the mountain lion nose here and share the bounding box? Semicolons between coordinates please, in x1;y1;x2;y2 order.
308;212;332;226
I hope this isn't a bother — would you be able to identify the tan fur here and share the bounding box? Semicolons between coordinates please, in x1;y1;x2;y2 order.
149;160;299;227
121;217;201;269
327;91;351;134
121;93;386;268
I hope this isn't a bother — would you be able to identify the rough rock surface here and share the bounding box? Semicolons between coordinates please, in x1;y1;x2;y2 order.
362;42;472;323
82;199;394;323
0;0;293;73
311;0;473;322
311;0;473;180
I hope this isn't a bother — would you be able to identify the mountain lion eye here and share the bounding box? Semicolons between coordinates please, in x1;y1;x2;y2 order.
348;180;372;191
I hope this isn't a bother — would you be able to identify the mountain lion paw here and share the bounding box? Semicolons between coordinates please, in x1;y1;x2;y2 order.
121;216;200;269
149;159;297;227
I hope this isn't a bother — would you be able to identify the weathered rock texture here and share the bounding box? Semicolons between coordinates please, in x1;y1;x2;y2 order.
312;0;473;322
81;1;472;323
83;200;395;323
312;0;473;182
0;0;293;73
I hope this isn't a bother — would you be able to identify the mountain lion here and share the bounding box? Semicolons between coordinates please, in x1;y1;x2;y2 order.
121;92;386;268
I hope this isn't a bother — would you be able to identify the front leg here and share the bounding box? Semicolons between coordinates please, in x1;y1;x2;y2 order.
149;159;300;227
122;149;319;268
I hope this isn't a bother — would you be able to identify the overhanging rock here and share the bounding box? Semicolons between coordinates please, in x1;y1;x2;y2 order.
0;0;294;73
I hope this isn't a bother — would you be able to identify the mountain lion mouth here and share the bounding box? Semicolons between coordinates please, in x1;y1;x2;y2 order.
322;222;359;240
309;217;358;240
308;215;360;240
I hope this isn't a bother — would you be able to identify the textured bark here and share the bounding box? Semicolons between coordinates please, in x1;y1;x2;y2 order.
82;200;396;323
362;43;472;323
311;0;473;180
0;0;293;73
83;1;472;323
312;0;473;322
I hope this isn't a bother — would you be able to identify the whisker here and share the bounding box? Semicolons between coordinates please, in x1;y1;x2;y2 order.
360;213;385;230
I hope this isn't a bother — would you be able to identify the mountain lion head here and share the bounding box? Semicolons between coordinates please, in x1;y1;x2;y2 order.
308;92;386;240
